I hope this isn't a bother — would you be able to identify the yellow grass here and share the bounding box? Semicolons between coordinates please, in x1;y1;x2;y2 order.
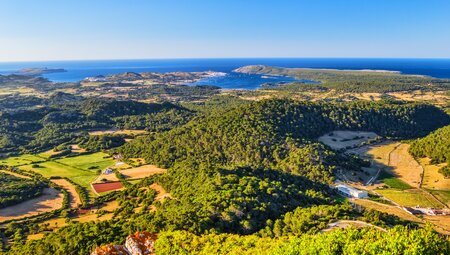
376;189;444;208
76;212;114;223
0;188;63;222
352;199;425;225
423;215;450;235
69;144;86;153
51;179;82;208
150;183;171;202
387;144;422;188
120;165;166;179
101;200;120;211
420;158;450;190
27;233;45;241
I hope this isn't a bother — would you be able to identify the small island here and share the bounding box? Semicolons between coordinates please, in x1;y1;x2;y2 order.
16;67;67;76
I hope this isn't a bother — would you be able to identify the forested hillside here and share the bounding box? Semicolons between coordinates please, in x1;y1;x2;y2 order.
120;99;450;171
0;96;193;154
3;98;450;254
410;125;450;177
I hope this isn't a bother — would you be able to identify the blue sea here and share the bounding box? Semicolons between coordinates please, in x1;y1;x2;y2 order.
1;58;450;89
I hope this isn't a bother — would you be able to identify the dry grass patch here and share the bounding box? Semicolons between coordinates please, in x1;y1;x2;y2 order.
352;198;425;224
0;188;63;222
420;158;450;190
88;129;147;136
423;215;450;235
51;179;82;208
27;233;45;241
150;183;171;202
387;144;422;188
69;144;86;153
76;212;114;223
120;165;167;179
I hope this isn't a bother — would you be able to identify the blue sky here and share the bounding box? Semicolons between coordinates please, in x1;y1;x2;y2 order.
1;0;450;61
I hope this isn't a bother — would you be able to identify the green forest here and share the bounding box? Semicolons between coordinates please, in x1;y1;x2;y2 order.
0;172;47;208
410;124;450;177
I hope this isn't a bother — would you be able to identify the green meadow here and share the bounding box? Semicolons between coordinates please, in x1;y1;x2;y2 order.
2;152;115;196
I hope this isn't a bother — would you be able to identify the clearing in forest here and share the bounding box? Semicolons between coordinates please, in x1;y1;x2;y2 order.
0;188;63;222
150;183;171;202
88;129;147;136
318;130;379;150
420;158;450;190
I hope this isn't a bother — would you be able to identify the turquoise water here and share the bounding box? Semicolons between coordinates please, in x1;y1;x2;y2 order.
1;58;450;89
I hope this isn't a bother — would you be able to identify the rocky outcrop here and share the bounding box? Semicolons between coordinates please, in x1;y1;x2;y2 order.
125;232;157;255
91;232;157;255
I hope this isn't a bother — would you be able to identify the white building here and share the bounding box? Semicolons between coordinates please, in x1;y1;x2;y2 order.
336;184;369;198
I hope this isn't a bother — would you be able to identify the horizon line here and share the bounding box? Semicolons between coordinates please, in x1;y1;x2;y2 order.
2;56;450;64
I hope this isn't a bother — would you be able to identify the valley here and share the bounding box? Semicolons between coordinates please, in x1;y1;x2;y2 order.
0;66;449;254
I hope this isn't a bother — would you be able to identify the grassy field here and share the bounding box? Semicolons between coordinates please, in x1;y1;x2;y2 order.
429;190;450;207
0;154;45;166
378;171;412;190
2;152;116;196
377;188;444;208
56;152;114;170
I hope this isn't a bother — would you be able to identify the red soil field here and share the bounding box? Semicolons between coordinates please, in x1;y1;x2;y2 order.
92;182;123;193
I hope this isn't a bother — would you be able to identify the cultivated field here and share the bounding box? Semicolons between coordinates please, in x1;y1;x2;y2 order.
92;182;124;193
51;179;82;208
376;189;444;208
318;130;379;150
0;188;63;222
429;190;450;207
3;152;116;196
120;164;167;179
56;152;115;171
